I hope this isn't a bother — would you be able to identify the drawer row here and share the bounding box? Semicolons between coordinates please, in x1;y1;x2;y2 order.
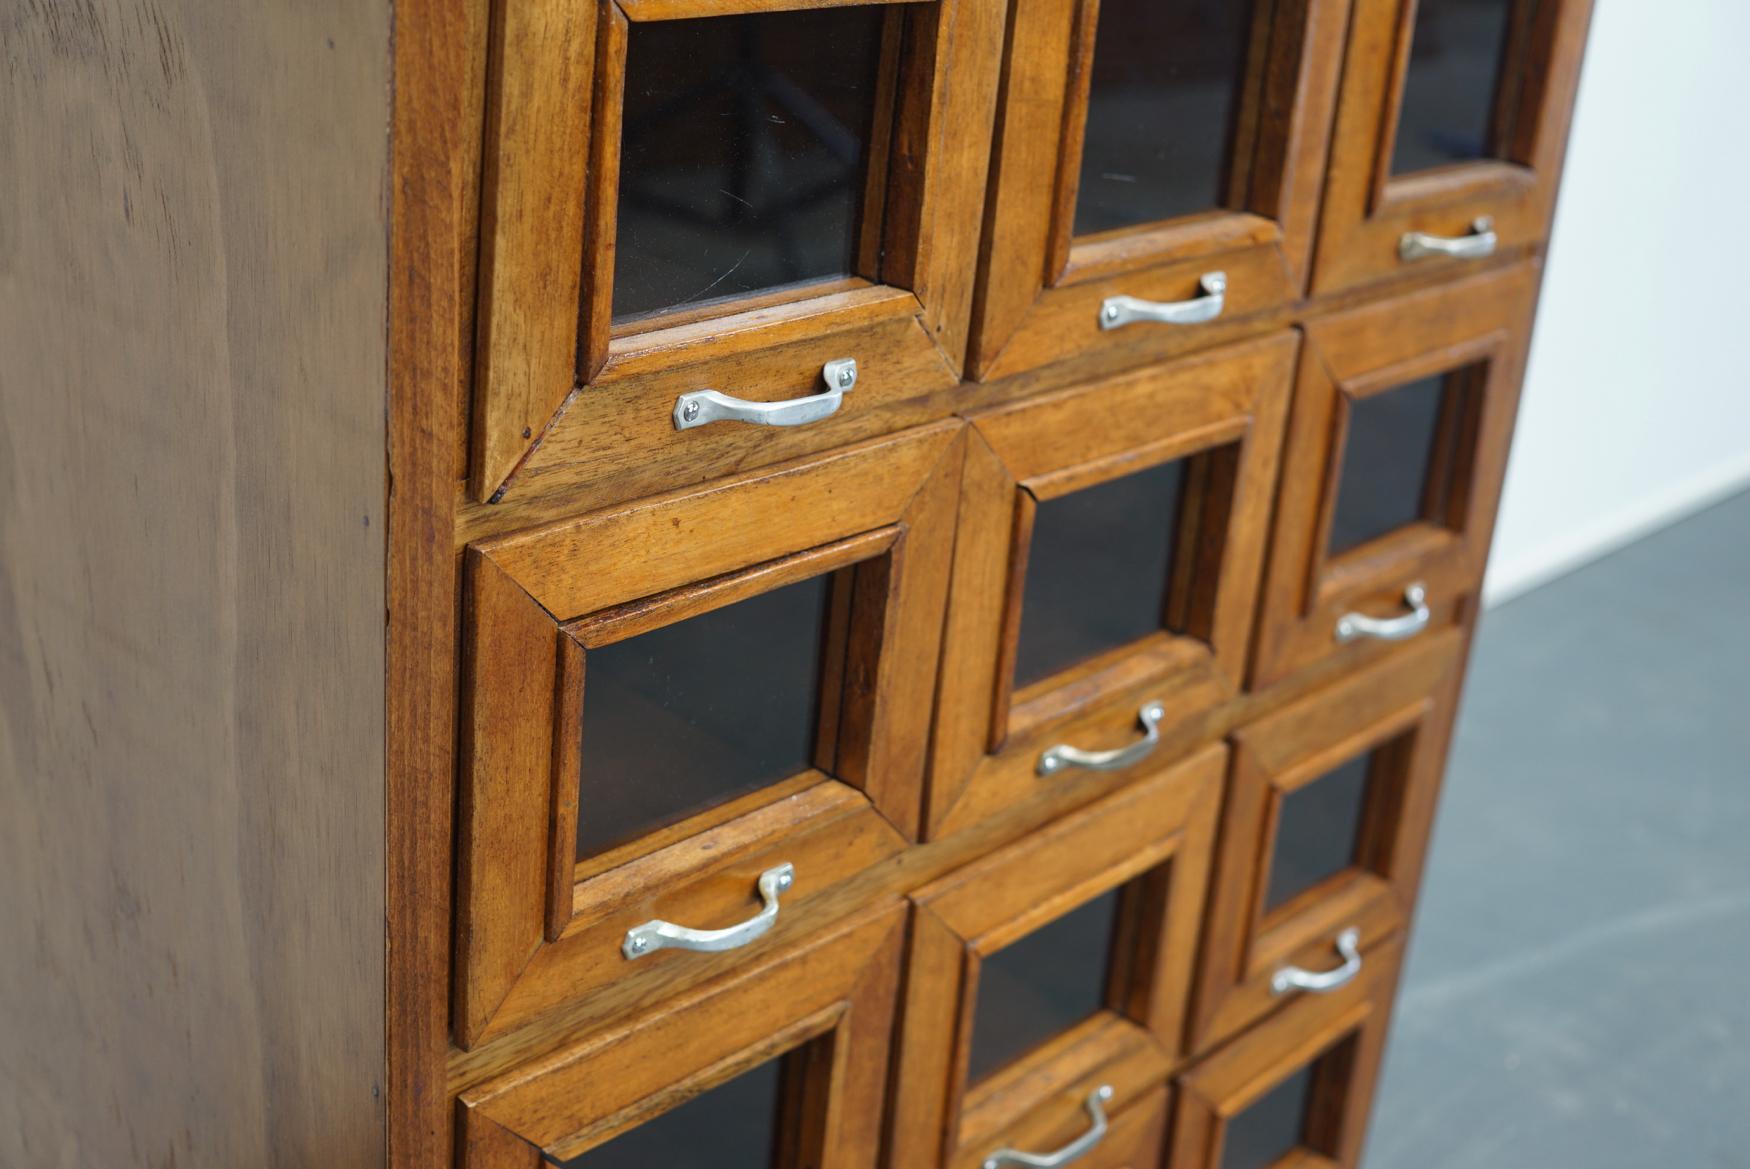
466;0;1590;508
457;626;1453;1167
452;264;1525;1052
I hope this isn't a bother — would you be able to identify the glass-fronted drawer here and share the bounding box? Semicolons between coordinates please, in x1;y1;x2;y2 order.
471;0;1004;507
454;422;962;1047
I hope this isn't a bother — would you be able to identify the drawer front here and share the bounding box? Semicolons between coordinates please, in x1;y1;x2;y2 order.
929;334;1294;839
1171;935;1406;1169
1252;262;1536;688
1312;0;1594;295
471;0;1006;504
1192;636;1460;1049
968;0;1349;382
888;748;1224;1169
455;423;963;1047
972;1083;1169;1169
459;900;906;1168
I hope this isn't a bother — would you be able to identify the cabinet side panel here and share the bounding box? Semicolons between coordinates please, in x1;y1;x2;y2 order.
0;4;391;1167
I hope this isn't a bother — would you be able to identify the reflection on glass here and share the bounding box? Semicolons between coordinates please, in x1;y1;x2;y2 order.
576;574;832;860
1265;751;1376;912
1391;0;1530;175
613;8;888;322
967;889;1122;1085
1075;0;1259;236
1220;1065;1313;1169
1013;459;1190;690
1328;374;1452;556
548;1055;784;1168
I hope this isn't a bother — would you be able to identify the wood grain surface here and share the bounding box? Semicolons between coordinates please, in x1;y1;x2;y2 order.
0;4;390;1166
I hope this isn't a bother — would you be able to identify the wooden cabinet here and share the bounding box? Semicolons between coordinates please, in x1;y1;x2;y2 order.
1;1;1592;1166
1313;0;1594;295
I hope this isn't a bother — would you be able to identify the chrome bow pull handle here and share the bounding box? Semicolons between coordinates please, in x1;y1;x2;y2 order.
673;358;857;430
622;863;794;960
1099;272;1226;330
1037;701;1165;777
1335;583;1430;644
1272;927;1363;996
983;1085;1114;1169
1399;216;1497;263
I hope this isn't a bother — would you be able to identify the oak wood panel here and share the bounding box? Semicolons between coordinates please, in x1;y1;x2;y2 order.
483;421;960;618
502;290;960;519
390;0;481;1163
470;0;599;496
0;4;389;1166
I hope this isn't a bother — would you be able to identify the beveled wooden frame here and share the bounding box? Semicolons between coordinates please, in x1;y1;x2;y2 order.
888;749;1224;1169
471;0;1005;504
1191;632;1461;1049
1171;935;1406;1169
1252;262;1536;688
965;0;1349;381
1311;0;1595;295
458;901;906;1168
996;1085;1170;1169
453;422;963;1049
928;333;1294;840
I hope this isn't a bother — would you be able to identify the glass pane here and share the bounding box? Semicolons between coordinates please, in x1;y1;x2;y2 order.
1265;752;1375;912
1014;459;1188;690
1074;0;1259;236
577;574;832;860
1391;0;1528;175
1328;374;1449;556
1220;1065;1313;1169
613;8;888;322
548;1055;784;1168
967;889;1122;1085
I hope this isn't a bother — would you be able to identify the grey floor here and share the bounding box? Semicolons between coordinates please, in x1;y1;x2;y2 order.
1364;490;1750;1169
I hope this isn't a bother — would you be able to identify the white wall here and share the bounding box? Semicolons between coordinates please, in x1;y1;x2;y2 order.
1483;0;1750;606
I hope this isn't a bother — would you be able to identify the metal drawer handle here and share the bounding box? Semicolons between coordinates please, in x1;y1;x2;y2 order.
1037;701;1165;777
673;358;857;430
1335;582;1429;644
1399;216;1497;263
622;863;794;960
983;1085;1114;1169
1272;927;1362;996
1099;272;1226;330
